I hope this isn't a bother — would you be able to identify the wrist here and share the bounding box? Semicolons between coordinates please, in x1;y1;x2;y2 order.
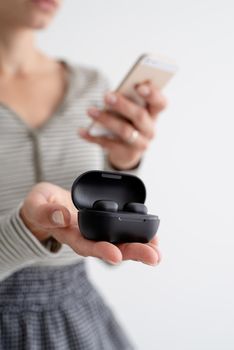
108;154;141;171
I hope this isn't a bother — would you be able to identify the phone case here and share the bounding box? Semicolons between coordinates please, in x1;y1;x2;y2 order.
88;53;177;137
116;53;177;105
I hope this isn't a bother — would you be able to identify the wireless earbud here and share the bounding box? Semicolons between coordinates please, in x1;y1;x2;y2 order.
124;202;148;214
93;201;147;215
93;200;118;212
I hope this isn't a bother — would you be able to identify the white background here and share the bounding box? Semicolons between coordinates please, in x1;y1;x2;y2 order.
37;1;234;349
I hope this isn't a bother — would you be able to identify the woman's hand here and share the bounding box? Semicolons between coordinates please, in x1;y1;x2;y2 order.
79;81;167;170
20;182;161;266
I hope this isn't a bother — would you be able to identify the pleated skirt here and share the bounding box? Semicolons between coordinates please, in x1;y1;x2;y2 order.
0;261;134;350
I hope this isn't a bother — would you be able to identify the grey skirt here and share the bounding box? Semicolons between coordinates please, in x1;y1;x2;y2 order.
0;261;134;350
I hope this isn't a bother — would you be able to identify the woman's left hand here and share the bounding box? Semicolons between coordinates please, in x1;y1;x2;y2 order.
20;182;161;266
79;81;167;170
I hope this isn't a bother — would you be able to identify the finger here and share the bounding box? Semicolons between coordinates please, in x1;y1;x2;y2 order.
104;93;155;139
78;128;150;152
135;82;167;117
78;128;118;149
146;237;162;263
34;203;71;229
91;241;122;264
54;226;123;264
24;190;72;229
87;108;154;144
117;242;160;266
148;236;159;248
69;212;79;227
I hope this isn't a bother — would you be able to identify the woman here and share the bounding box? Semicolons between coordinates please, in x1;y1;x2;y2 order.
0;0;167;349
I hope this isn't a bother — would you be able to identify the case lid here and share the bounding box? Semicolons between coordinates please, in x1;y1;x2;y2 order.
71;170;146;210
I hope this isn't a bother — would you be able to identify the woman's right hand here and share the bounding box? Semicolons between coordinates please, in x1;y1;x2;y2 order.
20;182;161;266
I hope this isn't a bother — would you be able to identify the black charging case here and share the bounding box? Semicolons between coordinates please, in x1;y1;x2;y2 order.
71;170;160;243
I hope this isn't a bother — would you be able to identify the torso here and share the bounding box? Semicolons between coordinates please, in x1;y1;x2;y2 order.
0;61;108;266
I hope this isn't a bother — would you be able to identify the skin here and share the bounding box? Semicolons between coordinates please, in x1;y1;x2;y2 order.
0;0;166;266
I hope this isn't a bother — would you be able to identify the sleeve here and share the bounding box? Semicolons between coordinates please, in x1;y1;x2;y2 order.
0;207;62;282
103;151;143;176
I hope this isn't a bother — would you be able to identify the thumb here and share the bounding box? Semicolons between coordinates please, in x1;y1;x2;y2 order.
35;203;71;229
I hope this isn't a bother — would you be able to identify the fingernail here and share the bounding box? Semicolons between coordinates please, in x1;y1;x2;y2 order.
78;128;88;137
87;107;100;118
137;85;150;96
148;260;160;266
105;259;118;265
52;210;65;226
105;92;117;105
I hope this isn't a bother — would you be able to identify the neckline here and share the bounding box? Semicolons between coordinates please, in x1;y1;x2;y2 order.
0;60;77;133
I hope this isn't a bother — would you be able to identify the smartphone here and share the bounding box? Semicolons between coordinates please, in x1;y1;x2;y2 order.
88;53;178;137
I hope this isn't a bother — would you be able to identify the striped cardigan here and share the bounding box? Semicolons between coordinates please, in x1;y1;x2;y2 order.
0;62;138;281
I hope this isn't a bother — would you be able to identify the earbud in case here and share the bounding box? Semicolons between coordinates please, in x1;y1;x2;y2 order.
71;170;160;243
